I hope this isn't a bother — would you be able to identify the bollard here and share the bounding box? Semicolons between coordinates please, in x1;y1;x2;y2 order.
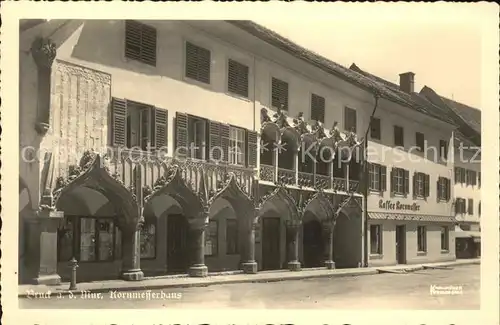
69;257;79;291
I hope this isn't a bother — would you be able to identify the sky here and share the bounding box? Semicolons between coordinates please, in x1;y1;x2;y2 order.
253;4;486;109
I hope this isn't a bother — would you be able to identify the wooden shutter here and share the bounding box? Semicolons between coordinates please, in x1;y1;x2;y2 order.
208;121;222;162
468;199;473;215
246;130;258;168
311;94;326;123
436;177;441;200
454;168;460;184
390;168;395;194
125;20;157;66
472;171;477;186
380;165;387;192
153;107;168;150
220;124;230;163
175;112;188;158
412;172;418;197
186;42;211;84
446;178;451;201
111;97;127;147
271;77;289;110
228;59;249;98
424;174;430;198
460;168;466;184
404;169;410;195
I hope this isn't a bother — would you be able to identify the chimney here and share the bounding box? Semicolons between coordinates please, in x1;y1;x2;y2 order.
399;72;415;93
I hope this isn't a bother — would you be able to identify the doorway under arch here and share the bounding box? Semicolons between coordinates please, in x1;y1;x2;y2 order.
302;212;324;268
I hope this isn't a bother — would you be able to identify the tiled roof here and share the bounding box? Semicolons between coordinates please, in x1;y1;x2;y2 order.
349;64;456;125
227;20;455;126
439;97;481;134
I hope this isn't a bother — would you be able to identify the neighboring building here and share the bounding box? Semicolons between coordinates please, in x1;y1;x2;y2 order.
420;87;481;258
350;64;457;266
19;19;457;285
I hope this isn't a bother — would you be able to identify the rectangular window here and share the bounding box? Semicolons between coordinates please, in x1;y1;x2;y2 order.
369;163;387;192
186;116;207;160
437;177;450;201
416;132;425;151
344;107;357;133
140;221;156;259
414;172;425;197
311;93;325;123
391;167;408;195
439;140;448;160
204;220;218;256
417;226;427;252
226;219;239;255
370;225;382;254
441;226;449;251
228;59;249;98
370;117;381;140
394;125;404;147
229;126;245;166
468;198;474;215
97;219;115;262
125;20;157;66
80;218;97;262
271;77;289;110
466;170;477;186
185;42;211;84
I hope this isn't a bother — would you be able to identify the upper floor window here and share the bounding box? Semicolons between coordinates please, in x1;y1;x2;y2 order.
455;197;466;214
390;167;409;196
479;201;481;216
413;172;429;198
344;107;357;133
111;98;168;151
370;117;381;140
415;132;425;151
174;112;258;168
125;20;157;66
369;163;386;192
437;177;451;201
271;77;289;110
185;42;211;84
466;169;477;186
229;126;245;166
455;167;466;184
478;172;481;188
227;59;249;98
439;140;448;160
467;198;474;215
394;125;404;147
311;93;325;123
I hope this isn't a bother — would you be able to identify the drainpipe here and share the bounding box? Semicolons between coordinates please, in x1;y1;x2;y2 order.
362;92;380;267
253;56;257;131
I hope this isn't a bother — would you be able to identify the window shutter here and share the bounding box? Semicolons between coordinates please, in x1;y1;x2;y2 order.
272;77;289;110
311;94;326;123
460;168;466;184
423;174;430;198
436;178;441;200
125;20;157;66
186;42;211;84
228;59;249;98
446;178;451;201
404;169;410;195
472;171;477;186
412;172;418;197
220;124;230;163
208;121;222;162
454;168;459;184
380;165;387;192
246;130;258;168
153;107;168;150
390;168;395;194
468;199;473;215
455;198;460;214
175;112;188;158
111;97;127;147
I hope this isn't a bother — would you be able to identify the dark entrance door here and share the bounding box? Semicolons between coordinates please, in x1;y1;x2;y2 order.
261;217;281;270
303;220;324;268
166;214;189;274
395;225;406;264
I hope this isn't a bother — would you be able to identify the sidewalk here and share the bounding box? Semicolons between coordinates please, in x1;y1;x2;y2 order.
18;258;479;298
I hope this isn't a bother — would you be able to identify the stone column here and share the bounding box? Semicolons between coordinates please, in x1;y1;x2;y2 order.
25;210;64;285
322;223;335;269
121;225;144;281
31;37;57;135
188;220;208;277
287;223;301;271
241;215;258;274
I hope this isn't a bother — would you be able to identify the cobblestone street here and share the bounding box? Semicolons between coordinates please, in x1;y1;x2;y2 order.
19;264;479;309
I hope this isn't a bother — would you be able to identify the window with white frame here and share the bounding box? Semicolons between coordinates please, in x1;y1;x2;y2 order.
393;168;405;195
229;126;245;166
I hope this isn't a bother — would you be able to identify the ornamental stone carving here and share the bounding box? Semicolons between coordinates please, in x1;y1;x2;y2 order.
31;37;57;69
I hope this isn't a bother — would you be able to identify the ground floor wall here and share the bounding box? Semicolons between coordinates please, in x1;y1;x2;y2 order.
367;220;456;267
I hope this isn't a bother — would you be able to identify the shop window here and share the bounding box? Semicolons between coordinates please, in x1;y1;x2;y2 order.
226;219;239;255
417;226;427;252
58;217;117;263
370;225;382;254
440;226;449;251
204;220;218;256
140;220;156;259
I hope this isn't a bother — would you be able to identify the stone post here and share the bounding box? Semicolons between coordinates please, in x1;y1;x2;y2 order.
241;214;258;274
121;225;144;281
188;219;208;277
286;222;301;271
322;222;335;269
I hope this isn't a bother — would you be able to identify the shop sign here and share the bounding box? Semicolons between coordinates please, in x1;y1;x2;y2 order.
379;199;421;211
